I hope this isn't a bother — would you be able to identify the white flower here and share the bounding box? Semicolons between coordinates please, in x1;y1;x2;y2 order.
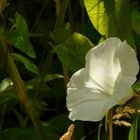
66;37;139;122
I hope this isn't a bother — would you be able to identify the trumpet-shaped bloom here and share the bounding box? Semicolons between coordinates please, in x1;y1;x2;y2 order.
66;37;139;121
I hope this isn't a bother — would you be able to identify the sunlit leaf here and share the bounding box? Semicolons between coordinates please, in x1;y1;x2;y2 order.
54;32;94;72
12;53;39;75
84;0;116;37
84;0;135;47
133;80;140;94
43;74;64;82
0;78;13;93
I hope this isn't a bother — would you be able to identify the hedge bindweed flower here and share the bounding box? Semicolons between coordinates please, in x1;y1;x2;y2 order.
66;37;139;121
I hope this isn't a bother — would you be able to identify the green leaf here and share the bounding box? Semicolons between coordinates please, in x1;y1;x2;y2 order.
5;30;36;58
26;74;63;90
1;124;60;140
1;127;40;140
6;12;36;58
0;91;19;112
1;125;60;140
128;113;139;140
126;80;140;110
54;32;94;72
14;12;36;58
132;9;140;36
12;53;39;75
48;114;71;132
84;0;116;37
43;74;64;82
15;12;29;40
115;0;135;47
133;80;140;93
51;23;71;43
84;0;135;47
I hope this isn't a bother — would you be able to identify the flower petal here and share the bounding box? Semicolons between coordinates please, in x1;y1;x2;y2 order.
67;68;109;107
114;73;136;104
66;37;139;122
85;37;121;95
67;90;117;121
67;68;117;121
113;40;139;104
116;40;139;76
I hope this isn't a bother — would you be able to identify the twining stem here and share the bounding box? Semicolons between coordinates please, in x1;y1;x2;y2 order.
31;0;50;32
108;109;113;140
34;47;53;99
62;65;70;91
97;120;102;140
55;0;60;17
0;0;4;15
54;0;69;29
55;0;70;89
0;38;47;140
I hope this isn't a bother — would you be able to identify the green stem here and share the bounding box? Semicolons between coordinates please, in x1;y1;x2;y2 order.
80;0;85;33
54;0;70;90
105;109;113;140
128;112;139;140
34;48;53;99
97;120;102;140
0;37;47;140
31;0;50;32
108;109;113;140
68;1;73;28
54;0;69;29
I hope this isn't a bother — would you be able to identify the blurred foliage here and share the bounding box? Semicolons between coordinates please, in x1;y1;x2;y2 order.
0;0;139;140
